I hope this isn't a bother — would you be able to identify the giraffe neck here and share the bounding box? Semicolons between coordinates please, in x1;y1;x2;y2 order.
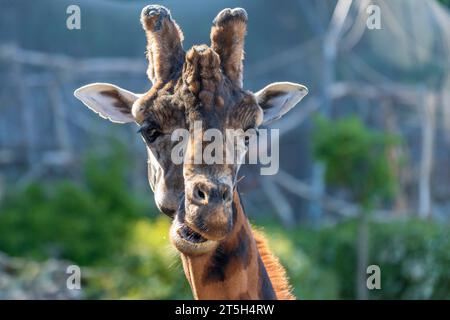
179;190;276;300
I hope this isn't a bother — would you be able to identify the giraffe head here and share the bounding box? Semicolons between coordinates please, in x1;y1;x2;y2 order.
74;5;307;256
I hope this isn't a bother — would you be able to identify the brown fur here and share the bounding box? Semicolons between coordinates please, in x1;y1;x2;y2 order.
178;191;262;299
179;190;293;300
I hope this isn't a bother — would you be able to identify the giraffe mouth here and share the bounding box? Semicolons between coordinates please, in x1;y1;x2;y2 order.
170;218;218;255
177;224;207;243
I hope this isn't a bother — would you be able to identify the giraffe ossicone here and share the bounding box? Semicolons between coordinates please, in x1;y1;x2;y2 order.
74;5;308;300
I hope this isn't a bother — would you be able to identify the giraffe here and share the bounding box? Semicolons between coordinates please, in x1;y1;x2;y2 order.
74;5;308;299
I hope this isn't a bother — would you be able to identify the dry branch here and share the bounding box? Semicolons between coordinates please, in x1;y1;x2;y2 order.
272;169;408;218
0;45;146;73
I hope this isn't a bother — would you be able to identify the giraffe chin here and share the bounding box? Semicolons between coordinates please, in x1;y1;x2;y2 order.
170;218;218;256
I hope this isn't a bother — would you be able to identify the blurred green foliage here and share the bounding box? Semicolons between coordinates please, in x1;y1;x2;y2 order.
0;143;448;299
281;219;450;299
85;217;192;299
313;116;400;208
0;143;147;265
368;220;450;299
438;0;450;8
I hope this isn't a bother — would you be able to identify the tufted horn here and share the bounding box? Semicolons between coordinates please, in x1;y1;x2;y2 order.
210;8;248;88
140;5;185;85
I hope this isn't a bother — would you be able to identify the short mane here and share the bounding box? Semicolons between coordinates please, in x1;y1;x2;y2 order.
252;228;295;300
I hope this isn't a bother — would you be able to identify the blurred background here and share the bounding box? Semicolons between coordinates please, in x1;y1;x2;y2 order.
0;0;449;299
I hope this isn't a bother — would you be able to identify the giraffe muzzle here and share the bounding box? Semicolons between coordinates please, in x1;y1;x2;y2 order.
170;215;219;255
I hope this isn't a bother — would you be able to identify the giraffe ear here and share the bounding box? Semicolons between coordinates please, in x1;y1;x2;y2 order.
255;82;308;125
74;83;138;124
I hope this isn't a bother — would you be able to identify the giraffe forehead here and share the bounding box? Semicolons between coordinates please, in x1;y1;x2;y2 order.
184;91;261;129
137;92;260;134
134;63;261;128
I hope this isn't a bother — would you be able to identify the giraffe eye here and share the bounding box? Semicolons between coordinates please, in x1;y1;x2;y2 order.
138;125;162;144
244;127;258;146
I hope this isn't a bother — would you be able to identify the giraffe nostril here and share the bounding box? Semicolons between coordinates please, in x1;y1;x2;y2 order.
221;185;232;202
193;186;206;202
192;183;231;204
